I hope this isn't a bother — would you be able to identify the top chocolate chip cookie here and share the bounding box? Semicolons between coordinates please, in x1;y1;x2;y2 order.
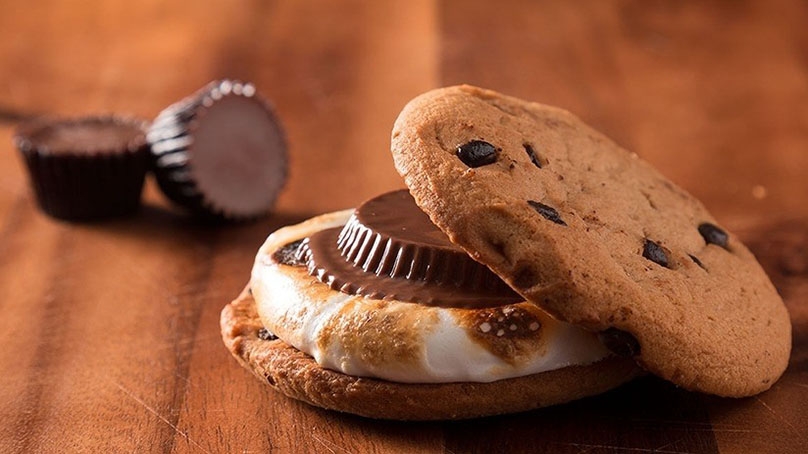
391;85;791;397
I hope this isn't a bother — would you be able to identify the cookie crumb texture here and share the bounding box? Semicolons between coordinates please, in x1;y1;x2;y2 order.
220;289;641;420
391;85;791;397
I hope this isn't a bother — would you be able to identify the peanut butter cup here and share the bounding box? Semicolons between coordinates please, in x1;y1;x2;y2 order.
148;80;287;220
13;115;150;221
302;190;521;307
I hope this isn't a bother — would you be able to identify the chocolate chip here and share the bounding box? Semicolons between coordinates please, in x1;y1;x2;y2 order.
456;140;499;167
523;143;542;168
257;328;277;341
642;239;669;268
689;254;706;270
698;223;729;249
528;201;566;225
598;328;640;357
271;239;306;266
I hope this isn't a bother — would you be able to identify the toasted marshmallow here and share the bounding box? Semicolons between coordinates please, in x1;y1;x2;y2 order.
250;210;611;383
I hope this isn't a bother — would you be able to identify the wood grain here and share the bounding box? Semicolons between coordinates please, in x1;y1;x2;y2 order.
0;1;806;453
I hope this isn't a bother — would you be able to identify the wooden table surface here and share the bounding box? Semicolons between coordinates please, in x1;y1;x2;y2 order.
1;1;807;453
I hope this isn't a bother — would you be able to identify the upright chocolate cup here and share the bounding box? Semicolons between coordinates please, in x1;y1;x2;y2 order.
13;116;150;221
148;80;288;220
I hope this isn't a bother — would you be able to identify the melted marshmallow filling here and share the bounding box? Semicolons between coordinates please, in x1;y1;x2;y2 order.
250;210;612;383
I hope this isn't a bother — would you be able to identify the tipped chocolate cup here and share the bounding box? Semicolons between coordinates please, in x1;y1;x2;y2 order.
148;80;288;220
13;116;150;221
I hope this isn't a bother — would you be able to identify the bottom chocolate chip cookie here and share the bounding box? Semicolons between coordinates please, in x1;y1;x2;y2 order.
220;287;643;421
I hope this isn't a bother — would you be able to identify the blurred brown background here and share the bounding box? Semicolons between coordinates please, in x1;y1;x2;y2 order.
0;1;806;453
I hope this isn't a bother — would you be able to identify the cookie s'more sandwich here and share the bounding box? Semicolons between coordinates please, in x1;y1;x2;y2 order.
221;86;790;420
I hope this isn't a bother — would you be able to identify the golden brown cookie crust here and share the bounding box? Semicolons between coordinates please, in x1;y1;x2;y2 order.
220;288;642;420
391;85;791;397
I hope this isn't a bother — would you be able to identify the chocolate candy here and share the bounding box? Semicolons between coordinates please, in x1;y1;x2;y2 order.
148;80;287;220
14;116;150;221
642;239;669;268
523;143;543;168
303;190;521;307
257;328;278;341
271;239;307;266
598;328;641;357
456;140;499;168
528;200;566;225
698;223;729;249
